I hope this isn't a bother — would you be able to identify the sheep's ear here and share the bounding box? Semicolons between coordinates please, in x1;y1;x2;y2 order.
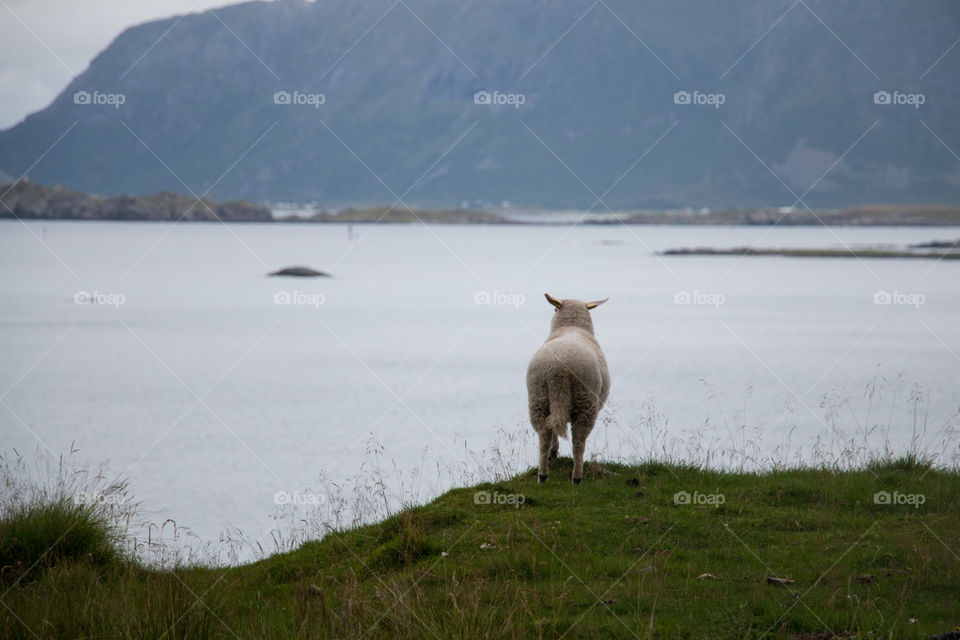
544;293;564;309
585;298;608;310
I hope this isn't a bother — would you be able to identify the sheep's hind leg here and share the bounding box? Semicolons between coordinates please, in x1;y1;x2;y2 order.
537;430;552;482
570;415;596;484
549;432;559;460
571;436;585;484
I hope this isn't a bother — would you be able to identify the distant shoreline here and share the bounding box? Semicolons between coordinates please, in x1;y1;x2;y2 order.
0;181;272;223
660;246;960;260
4;181;960;226
279;202;960;226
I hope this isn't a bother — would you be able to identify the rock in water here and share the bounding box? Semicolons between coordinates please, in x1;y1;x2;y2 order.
269;266;330;277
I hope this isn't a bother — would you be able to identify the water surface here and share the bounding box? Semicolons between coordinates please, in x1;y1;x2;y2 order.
2;220;957;549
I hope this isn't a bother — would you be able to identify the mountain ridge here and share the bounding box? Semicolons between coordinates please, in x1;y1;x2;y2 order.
1;0;958;208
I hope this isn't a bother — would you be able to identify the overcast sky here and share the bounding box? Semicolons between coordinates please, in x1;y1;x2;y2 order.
0;0;248;129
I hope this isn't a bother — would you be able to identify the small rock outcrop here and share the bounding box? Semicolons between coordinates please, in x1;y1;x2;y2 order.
268;266;330;277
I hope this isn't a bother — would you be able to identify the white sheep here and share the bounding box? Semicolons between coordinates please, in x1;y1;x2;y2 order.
526;293;610;483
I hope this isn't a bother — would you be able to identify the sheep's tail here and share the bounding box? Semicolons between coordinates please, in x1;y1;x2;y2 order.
546;378;571;440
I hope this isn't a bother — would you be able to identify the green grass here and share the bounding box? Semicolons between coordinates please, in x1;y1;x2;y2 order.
0;495;121;577
2;456;959;639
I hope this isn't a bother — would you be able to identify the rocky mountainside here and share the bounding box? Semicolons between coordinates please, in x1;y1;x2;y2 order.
0;180;271;221
0;0;958;209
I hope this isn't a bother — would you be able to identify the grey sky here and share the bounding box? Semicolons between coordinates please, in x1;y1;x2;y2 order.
0;0;246;129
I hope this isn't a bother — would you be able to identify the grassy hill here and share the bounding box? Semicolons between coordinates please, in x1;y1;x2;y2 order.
2;457;958;639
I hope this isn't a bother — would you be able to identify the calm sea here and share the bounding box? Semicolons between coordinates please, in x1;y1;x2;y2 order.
2;220;958;552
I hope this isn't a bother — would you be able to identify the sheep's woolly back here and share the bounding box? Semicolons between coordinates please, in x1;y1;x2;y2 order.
526;297;610;440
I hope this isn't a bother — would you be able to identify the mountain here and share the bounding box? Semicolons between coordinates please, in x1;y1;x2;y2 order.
0;0;958;209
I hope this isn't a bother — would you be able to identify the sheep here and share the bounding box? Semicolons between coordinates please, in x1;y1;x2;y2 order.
526;293;610;483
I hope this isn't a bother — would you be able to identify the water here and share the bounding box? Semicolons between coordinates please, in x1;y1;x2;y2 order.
2;220;958;552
